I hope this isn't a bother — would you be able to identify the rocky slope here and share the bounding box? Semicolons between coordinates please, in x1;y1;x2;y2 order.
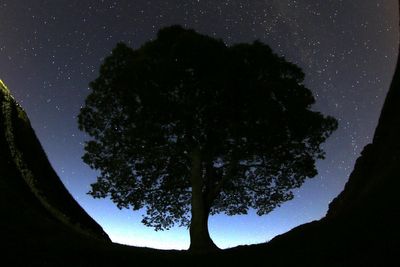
0;80;111;253
327;50;400;220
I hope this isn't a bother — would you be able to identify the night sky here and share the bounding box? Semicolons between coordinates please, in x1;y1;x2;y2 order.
0;0;398;249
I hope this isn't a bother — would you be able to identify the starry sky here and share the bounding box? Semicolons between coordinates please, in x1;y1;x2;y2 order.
0;0;398;250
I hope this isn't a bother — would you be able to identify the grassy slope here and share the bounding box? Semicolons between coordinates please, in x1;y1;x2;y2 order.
6;98;110;241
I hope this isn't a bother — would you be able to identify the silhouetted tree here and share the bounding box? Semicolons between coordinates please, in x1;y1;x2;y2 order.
78;25;338;252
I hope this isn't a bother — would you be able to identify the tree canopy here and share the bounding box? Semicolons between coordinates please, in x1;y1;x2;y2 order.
78;25;337;251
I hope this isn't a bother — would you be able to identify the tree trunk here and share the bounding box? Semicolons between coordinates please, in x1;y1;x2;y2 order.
188;149;219;252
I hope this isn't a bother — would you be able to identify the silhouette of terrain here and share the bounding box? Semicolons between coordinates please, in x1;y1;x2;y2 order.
1;38;400;264
0;81;110;242
0;81;108;263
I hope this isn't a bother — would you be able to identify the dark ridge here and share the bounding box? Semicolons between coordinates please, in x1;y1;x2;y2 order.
0;81;110;243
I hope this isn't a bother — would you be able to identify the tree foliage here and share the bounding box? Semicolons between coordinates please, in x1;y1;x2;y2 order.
78;25;338;231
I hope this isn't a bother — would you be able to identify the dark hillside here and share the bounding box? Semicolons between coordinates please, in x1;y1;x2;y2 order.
0;81;110;242
0;81;113;265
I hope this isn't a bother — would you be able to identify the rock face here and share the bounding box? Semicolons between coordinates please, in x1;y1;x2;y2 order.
327;52;400;220
326;4;400;224
0;80;110;252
